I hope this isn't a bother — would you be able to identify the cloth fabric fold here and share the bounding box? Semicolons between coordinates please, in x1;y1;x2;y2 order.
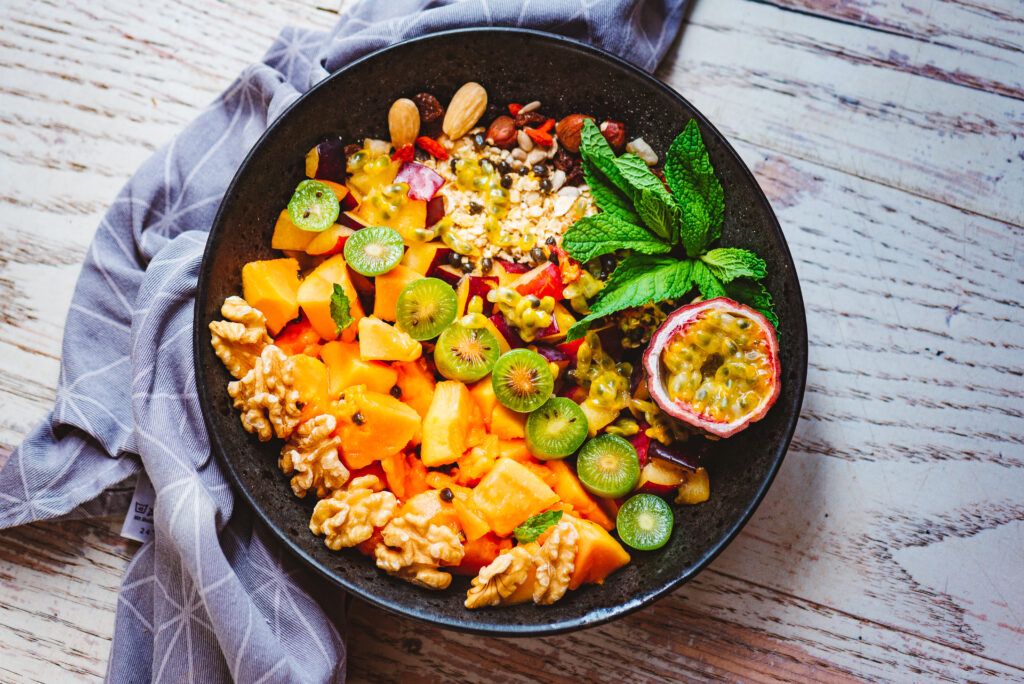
0;1;687;681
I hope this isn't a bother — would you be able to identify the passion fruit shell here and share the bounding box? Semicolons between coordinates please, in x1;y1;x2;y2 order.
642;297;781;439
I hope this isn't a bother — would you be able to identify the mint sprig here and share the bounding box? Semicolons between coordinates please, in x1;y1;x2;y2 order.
330;283;353;335
561;118;778;340
514;510;563;544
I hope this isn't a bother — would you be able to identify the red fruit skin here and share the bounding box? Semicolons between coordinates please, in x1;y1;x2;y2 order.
423;246;453;277
556;337;585;359
340;191;359;212
394;161;446;201
311;139;348;184
636;458;689;496
557;384;588;403
496;259;531;275
464;276;498;317
514;262;564;300
629;427;651;467
431;264;463;286
425;196;446;227
642;297;781;439
338;211;369;230
488;314;525;349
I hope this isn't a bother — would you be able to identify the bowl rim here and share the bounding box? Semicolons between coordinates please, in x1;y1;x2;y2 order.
194;26;808;636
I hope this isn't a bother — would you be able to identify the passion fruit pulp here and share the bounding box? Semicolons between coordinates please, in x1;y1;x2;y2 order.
642;297;781;438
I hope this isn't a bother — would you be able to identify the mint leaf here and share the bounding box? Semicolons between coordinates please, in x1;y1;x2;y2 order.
690;260;727;300
615;153;675;207
582;155;641;224
635;188;678;241
330;283;353;334
665;120;725;247
580;118;630;196
567;256;696;341
700;248;767;283
514;510;563;544
673;184;712;256
563;214;671;263
725;277;778;328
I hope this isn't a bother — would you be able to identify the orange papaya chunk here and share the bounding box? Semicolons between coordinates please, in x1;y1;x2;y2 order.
490;404;526;439
400;241;446;275
402;453;430;500
498;439;531;463
471;457;559;537
274;316;322;356
321;340;398;396
373;264;423;322
335;386;420;469
420;380;471;467
358;317;422;362
546;459;615;530
271;210;316;252
399;489;459;534
242;258;301;335
380;451;408;500
456;433;499;484
466;398;487;449
290;354;330;422
452;533;513;575
452;496;491;542
566;516;631;590
468;378;498;428
296;254;364;341
394;358;436;419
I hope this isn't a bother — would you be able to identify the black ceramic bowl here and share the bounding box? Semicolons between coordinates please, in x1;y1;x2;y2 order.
194;28;807;636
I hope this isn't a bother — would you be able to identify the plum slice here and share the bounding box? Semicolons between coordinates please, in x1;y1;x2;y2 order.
394;161;446;201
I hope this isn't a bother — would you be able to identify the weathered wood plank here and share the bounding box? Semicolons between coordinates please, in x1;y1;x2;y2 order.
657;0;1024;225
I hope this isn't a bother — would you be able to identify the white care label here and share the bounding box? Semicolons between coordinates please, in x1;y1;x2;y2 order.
120;471;156;542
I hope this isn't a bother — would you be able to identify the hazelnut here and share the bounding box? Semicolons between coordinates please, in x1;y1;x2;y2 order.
599;120;627;152
485;115;517;149
555;114;594;154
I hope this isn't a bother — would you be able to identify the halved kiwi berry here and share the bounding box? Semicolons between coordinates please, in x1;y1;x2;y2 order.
287;179;340;232
396;278;458;341
435;322;501;382
616;493;673;551
525;397;589;460
491;349;554;413
576;433;640;498
343;226;404;276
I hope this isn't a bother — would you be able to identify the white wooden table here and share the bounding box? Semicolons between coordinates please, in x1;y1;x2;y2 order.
1;1;1022;681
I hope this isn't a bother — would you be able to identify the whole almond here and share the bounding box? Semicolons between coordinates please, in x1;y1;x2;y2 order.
443;82;488;140
485;115;517;148
555;114;593;153
389;98;420;147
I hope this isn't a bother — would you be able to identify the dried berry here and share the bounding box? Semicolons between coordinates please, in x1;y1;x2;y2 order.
413;92;444;137
515;110;547;129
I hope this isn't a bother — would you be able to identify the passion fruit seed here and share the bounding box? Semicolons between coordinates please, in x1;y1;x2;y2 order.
660;309;774;423
487;286;555;342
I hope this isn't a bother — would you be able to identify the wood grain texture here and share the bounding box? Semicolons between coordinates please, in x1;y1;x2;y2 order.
1;0;1023;682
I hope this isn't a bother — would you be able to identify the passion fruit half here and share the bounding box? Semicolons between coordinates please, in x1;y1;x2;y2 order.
642;297;781;439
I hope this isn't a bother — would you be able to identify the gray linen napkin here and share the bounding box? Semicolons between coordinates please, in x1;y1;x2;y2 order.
0;1;688;681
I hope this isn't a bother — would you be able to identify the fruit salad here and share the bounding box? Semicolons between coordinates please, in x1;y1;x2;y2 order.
210;82;782;609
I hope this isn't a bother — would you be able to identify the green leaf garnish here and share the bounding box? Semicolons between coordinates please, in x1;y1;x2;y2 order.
562;214;671;263
329;283;353;335
566;256;696;341
514;510;563;544
700;248;767;283
665;119;725;242
563;118;777;337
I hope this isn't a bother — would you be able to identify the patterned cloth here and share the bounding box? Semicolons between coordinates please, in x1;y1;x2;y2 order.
0;1;687;682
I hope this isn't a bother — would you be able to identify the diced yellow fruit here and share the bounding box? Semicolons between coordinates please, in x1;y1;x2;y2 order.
241;258;301;335
566;516;631;589
320;340;398;397
457;433;500;483
490;404;526;440
296;254;365;341
271;211;316;252
420;380;471;467
394;358;436;419
676;467;710;504
477;317;512;355
355;197;428;243
452;496;491;542
373;264;423;322
358;317;422;362
305;224;355;256
471;458;559;537
401;241;445;275
468;378;498;427
578;401;619;437
290;354;330;421
318;179;349;202
537;302;577;343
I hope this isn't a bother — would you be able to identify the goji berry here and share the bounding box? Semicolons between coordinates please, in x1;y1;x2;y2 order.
415;136;449;161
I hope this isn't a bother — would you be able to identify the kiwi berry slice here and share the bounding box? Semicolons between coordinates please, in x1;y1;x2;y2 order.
576;433;640;498
525;397;589;460
287;179;340;232
343;226;404;276
616;494;674;551
435;322;501;382
396;278;458;341
491;349;554;413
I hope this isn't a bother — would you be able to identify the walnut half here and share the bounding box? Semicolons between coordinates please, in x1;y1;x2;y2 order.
310;475;397;550
374;512;465;590
209;296;272;379
279;414;349;498
464;545;534;609
227;345;303;441
532;521;579;605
